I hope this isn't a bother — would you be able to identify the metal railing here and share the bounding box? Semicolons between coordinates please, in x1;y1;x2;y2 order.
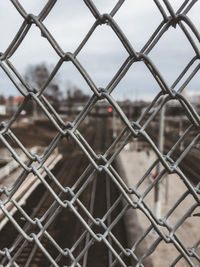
0;0;200;266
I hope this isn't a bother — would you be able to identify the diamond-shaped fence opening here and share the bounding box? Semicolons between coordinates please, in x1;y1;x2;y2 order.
43;0;95;52
9;25;60;73
114;0;163;51
149;26;195;84
0;1;200;266
77;25;129;89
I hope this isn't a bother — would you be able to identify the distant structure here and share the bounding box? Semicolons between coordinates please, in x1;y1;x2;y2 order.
0;104;6;115
186;91;200;104
0;95;6;115
5;96;24;115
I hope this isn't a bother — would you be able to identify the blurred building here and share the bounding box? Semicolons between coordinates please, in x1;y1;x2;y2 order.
5;96;24;115
186;91;200;104
0;104;6;115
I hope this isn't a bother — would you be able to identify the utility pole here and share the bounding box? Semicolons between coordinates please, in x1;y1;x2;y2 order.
112;109;117;138
154;105;165;218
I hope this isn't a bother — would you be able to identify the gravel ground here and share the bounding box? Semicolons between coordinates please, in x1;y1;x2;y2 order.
120;148;200;267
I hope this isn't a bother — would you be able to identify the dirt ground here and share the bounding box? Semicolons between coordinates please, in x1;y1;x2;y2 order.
120;148;200;267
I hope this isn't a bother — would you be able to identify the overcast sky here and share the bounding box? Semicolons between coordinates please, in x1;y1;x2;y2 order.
0;0;200;101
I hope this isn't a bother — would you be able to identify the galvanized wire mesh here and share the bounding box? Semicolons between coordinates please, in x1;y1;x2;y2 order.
0;0;200;266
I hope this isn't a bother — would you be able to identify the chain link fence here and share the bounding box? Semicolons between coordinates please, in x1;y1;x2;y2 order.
0;0;200;266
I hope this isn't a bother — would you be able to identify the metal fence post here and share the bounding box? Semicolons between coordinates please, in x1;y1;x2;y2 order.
154;105;165;218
